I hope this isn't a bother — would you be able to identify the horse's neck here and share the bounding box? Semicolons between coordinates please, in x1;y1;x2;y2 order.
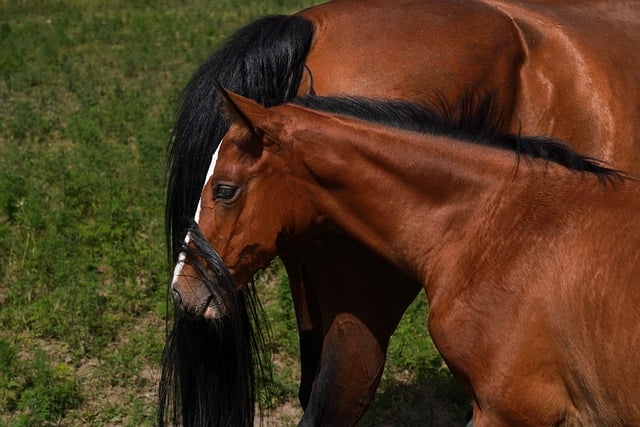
294;121;525;286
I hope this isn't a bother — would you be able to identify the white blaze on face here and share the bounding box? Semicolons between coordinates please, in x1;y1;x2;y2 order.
171;140;223;285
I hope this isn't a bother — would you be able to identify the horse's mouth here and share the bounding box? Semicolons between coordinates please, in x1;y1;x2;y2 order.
171;285;228;320
203;295;228;319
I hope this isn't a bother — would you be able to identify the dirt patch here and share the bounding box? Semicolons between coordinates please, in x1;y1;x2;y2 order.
258;401;303;427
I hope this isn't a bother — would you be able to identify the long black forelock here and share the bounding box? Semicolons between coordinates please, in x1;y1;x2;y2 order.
182;224;238;320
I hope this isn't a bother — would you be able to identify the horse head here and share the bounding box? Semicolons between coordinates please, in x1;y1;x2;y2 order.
171;87;315;319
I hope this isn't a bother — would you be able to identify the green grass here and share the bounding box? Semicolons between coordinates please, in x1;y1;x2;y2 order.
0;1;466;425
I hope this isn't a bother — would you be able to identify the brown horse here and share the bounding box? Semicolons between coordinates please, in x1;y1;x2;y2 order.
177;88;639;426
161;1;640;425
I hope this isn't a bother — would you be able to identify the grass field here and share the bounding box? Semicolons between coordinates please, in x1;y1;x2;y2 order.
0;1;468;425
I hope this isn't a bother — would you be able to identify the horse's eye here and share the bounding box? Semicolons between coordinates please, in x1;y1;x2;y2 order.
214;184;238;201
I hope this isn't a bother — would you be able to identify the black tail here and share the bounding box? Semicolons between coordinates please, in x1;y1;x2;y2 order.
159;225;267;426
160;14;314;427
166;14;314;260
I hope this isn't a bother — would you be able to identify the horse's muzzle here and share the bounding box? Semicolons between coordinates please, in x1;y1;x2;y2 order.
171;279;226;320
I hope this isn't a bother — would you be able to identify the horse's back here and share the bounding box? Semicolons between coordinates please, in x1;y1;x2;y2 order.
489;0;640;171
298;0;640;172
298;0;524;114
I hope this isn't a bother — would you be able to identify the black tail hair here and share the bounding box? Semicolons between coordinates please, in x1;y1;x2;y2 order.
166;14;313;260
161;14;314;426
158;224;268;426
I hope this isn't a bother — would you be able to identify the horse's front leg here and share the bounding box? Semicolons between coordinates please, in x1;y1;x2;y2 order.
286;234;421;426
282;256;324;409
298;313;386;427
285;258;387;425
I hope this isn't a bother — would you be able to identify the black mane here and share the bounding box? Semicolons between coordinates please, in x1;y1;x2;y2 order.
290;95;623;183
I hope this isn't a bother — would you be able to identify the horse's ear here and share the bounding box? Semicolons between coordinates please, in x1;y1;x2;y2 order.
215;83;269;155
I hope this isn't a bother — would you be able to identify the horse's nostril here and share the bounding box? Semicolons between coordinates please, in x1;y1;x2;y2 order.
171;286;183;307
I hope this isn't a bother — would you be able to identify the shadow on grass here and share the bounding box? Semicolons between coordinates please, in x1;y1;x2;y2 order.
360;362;470;427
